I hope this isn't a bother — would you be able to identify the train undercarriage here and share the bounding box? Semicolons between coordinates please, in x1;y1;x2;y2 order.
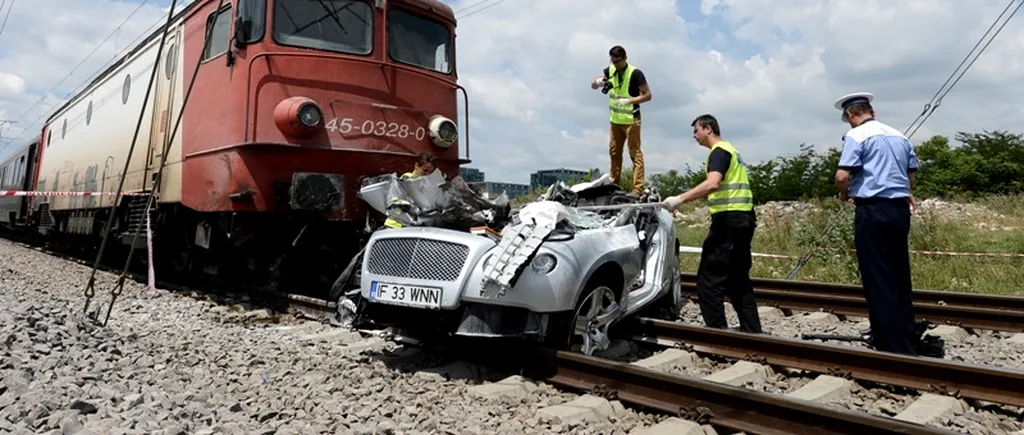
18;198;372;300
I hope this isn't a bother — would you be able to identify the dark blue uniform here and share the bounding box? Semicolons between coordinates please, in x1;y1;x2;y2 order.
838;110;919;356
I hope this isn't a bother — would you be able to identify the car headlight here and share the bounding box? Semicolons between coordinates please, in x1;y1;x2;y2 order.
530;253;557;275
428;114;458;148
297;103;322;128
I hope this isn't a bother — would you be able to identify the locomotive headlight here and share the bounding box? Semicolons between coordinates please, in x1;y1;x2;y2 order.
427;114;458;148
530;253;557;275
273;96;323;138
297;103;322;128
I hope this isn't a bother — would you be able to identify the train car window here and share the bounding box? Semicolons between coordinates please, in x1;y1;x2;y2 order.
387;8;451;74
122;74;131;105
273;0;373;56
62;119;67;139
165;43;177;78
202;6;233;61
86;101;93;126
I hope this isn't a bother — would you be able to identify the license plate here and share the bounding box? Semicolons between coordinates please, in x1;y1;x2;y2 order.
369;281;442;309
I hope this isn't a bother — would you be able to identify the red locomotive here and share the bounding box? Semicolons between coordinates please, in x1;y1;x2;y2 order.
0;0;468;296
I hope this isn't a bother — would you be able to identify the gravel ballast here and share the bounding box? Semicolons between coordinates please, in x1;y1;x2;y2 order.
0;239;676;434
2;237;1022;434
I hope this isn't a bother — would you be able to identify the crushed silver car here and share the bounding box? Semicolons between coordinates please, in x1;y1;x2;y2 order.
335;171;682;356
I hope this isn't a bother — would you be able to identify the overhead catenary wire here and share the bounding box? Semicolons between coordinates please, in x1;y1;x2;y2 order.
904;0;1024;139
455;0;508;19
0;0;156;154
0;0;14;42
82;0;179;326
100;0;229;327
785;0;1023;280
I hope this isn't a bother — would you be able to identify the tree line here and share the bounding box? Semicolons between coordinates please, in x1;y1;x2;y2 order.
646;130;1024;203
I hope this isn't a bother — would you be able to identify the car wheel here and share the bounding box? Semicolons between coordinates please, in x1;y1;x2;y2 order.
562;285;620;356
648;272;684;321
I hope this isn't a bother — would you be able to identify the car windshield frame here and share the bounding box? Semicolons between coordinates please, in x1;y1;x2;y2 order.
386;7;453;75
273;0;375;56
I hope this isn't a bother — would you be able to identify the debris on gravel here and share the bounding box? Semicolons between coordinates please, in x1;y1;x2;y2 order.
0;239;678;434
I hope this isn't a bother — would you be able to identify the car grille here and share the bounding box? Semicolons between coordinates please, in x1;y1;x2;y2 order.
366;237;469;282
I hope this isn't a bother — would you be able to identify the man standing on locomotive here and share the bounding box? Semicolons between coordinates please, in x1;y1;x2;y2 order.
661;114;762;333
833;92;919;356
589;45;653;196
383;153;438;229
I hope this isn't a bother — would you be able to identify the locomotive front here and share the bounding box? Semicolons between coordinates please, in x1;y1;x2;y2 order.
177;0;464;292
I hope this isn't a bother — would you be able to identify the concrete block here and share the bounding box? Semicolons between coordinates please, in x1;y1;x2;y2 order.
757;306;784;321
467;375;538;399
632;349;697;371
297;329;361;342
537;394;615;425
341;337;387;353
799;312;839;324
414;361;486;382
925;325;968;341
893;393;966;425
785;375;852;402
629;417;705;435
702;360;770;386
1007;333;1024;345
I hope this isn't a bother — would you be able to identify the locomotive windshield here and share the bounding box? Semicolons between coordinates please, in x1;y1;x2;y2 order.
387;8;452;74
274;0;374;55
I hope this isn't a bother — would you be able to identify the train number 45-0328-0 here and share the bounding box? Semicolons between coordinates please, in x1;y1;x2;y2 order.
326;117;427;141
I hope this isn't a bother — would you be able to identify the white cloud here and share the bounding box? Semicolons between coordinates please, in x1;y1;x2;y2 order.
0;72;26;96
1;0;1021;188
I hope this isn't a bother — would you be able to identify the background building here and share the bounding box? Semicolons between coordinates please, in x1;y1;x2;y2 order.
530;168;602;190
460;167;485;183
470;181;530;200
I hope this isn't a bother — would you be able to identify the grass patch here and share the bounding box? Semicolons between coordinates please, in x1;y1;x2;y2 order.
675;195;1024;296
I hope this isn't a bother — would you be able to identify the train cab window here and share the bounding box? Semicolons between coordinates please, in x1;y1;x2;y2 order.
202;6;233;61
387;8;452;74
273;0;373;56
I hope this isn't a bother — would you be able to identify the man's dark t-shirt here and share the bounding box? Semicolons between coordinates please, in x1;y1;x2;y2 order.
603;66;647;119
707;148;732;175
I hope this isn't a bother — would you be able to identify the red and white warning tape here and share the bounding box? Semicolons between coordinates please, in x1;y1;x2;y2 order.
680;246;1024;259
0;190;152;197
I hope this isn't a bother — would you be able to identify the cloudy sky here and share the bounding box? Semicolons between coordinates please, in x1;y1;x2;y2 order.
0;0;1022;186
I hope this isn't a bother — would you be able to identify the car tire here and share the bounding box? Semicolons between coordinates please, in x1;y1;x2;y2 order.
647;271;684;321
545;283;620;356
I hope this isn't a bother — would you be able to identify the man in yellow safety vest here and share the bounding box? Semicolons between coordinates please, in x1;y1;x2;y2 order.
383;153;437;229
661;114;762;333
590;45;652;195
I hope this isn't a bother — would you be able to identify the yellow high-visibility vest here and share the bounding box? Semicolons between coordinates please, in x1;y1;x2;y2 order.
705;141;754;214
607;63;637;125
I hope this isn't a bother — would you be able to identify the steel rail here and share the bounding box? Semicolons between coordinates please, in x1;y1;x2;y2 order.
680;273;1024;332
506;346;956;435
621;317;1024;408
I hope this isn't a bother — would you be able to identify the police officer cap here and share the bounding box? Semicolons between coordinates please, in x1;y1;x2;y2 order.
833;92;874;111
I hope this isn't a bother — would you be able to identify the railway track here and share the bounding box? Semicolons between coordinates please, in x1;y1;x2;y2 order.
681;273;1024;332
619;317;1024;407
4;232;1020;434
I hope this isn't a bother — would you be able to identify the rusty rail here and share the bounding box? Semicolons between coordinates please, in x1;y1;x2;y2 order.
680;273;1024;332
512;346;955;435
621;317;1024;408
